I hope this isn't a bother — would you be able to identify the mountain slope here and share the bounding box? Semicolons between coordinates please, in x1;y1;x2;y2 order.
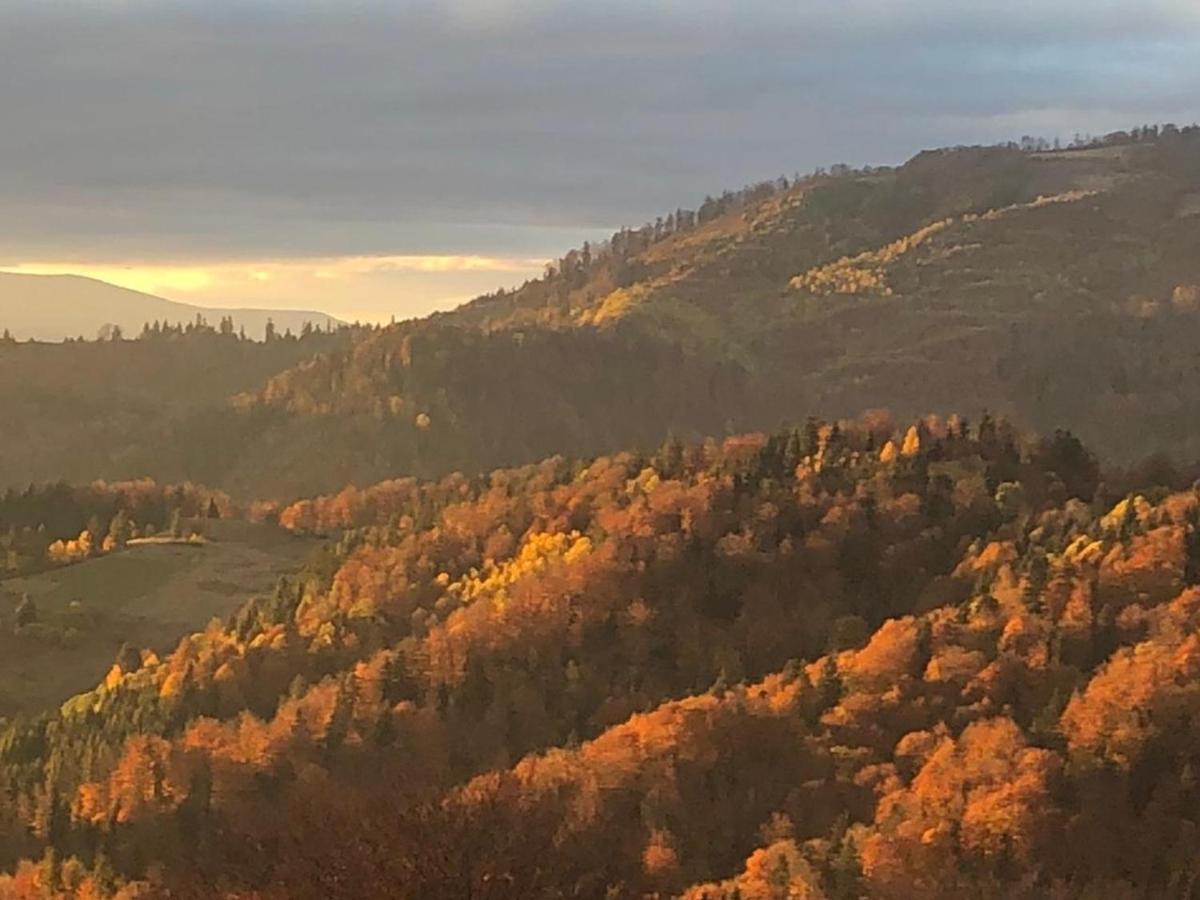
3;128;1198;501
6;415;1200;897
0;272;340;341
0;329;353;492
240;128;1200;492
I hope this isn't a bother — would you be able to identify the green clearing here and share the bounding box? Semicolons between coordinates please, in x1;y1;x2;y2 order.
0;519;319;720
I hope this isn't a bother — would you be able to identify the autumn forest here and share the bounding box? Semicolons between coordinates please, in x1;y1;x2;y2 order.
4;124;1200;898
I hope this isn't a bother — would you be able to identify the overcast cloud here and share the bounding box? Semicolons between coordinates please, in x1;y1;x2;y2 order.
1;0;1198;318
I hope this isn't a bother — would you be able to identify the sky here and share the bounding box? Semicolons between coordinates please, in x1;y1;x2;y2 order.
1;0;1199;323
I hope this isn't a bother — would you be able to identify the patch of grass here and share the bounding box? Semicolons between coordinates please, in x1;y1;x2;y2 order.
0;522;319;720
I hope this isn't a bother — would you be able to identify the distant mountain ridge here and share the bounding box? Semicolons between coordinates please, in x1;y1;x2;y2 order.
0;271;341;341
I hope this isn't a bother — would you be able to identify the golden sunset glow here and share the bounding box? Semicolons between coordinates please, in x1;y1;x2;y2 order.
0;254;552;320
1;264;218;296
2;254;546;292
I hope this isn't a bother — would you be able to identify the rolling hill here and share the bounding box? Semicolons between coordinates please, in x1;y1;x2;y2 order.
237;127;1200;492
0;327;355;492
0;272;341;342
6;126;1200;898
3;127;1199;501
3;413;1199;897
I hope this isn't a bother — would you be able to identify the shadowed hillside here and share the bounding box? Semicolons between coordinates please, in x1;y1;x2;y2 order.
237;128;1200;494
0;329;354;492
4;128;1200;500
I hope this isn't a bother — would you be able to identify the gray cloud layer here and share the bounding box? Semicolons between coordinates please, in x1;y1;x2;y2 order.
1;0;1198;263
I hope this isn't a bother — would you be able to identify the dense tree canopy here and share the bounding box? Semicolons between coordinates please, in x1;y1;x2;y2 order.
2;411;1198;897
2;125;1200;898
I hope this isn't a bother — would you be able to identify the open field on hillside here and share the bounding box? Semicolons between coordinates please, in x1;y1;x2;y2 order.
0;519;319;720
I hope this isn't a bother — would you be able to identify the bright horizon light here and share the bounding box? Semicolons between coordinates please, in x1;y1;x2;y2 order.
0;254;560;322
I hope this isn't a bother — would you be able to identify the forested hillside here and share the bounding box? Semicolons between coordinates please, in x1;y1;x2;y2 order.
3;413;1200;896
0;327;353;493
240;126;1200;491
6;128;1200;896
1;480;230;577
4;128;1200;500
